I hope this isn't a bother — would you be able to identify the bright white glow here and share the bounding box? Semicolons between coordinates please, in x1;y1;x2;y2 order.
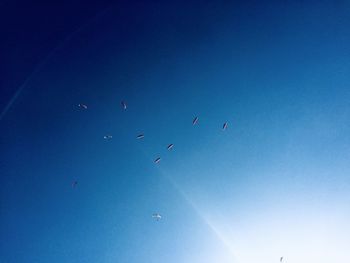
153;154;350;263
201;204;350;263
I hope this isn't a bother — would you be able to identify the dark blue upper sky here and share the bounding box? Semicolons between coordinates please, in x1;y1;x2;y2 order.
1;1;350;263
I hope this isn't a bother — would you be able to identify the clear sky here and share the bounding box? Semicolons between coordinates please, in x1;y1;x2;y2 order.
1;1;350;263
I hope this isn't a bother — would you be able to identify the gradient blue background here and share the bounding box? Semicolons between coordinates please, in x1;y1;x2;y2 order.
1;1;350;262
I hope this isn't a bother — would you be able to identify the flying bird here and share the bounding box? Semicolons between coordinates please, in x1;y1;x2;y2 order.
154;157;161;164
222;122;228;130
72;181;78;188
136;134;144;139
152;213;162;220
78;103;88;109
280;257;283;262
192;116;199;125
121;101;127;110
167;143;174;150
104;135;113;140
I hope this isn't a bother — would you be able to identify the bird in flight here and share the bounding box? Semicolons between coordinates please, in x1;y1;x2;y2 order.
167;143;174;150
280;257;283;262
136;134;145;139
222;122;228;130
72;181;78;188
192;116;199;125
121;101;127;110
104;135;113;140
78;103;88;109
154;157;161;164
152;213;162;221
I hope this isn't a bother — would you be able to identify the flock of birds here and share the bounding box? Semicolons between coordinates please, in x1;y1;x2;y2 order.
75;101;228;215
77;101;228;168
76;101;284;262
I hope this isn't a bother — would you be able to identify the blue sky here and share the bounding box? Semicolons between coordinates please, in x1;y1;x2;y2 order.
1;1;350;262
